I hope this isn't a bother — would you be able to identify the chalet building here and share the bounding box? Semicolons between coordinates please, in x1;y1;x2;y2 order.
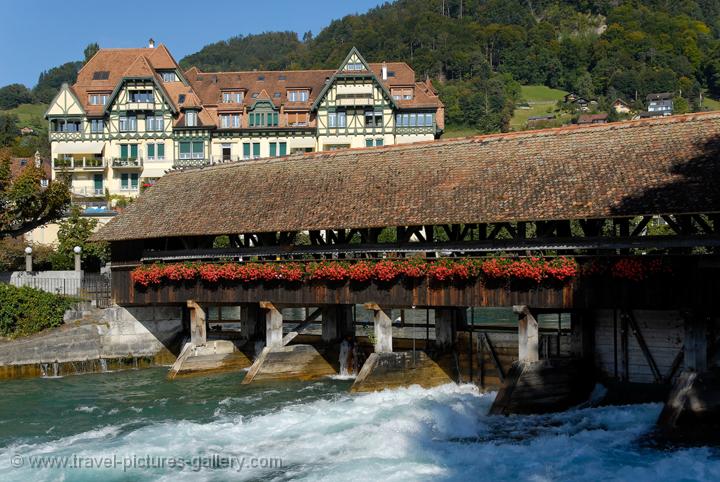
645;92;674;116
45;41;444;198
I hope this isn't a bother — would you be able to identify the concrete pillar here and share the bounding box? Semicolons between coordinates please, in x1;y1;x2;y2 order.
365;303;392;353
187;300;207;346
261;302;283;348
684;313;707;372
241;303;263;340
25;254;32;272
74;253;82;272
514;305;539;363
321;305;355;343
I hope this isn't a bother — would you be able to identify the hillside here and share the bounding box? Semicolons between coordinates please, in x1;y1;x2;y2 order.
181;0;720;133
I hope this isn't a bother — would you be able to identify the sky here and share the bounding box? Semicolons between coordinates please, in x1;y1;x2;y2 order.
0;0;386;87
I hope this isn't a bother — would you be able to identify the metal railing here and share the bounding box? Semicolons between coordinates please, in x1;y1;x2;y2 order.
210;156;243;164
111;158;144;168
53;158;107;169
6;273;112;310
71;186;105;197
173;158;210;168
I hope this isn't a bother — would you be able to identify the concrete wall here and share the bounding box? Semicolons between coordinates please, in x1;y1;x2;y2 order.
0;306;184;369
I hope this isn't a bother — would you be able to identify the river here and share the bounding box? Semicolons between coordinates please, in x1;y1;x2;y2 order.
0;368;719;481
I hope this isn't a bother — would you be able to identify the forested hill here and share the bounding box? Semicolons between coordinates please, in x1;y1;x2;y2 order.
180;0;720;132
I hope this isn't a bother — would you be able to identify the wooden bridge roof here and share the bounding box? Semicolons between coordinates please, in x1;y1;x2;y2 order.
94;112;720;242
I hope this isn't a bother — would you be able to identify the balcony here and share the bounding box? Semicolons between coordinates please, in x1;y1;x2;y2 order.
173;158;210;169
70;186;105;198
53;158;107;170
210;156;243;164
112;158;144;169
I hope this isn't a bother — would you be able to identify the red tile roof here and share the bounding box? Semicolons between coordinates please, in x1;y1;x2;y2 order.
93;112;720;242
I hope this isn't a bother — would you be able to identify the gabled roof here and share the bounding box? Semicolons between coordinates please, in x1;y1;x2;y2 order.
94;112;720;242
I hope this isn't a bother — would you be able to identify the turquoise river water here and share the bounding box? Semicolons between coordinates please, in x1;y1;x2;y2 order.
1;368;719;481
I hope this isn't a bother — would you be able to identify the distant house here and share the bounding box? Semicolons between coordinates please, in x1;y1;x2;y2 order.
19;126;35;136
563;93;595;112
527;115;556;128
646;93;673;116
611;99;632;115
9;152;51;188
577;113;608;125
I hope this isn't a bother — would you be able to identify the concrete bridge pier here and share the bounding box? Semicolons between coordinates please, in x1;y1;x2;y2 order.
490;306;595;415
167;300;252;379
351;303;453;392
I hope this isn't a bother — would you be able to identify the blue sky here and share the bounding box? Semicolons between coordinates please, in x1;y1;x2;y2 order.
0;0;386;87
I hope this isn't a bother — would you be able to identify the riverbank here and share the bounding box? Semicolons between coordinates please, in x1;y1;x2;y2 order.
1;369;719;481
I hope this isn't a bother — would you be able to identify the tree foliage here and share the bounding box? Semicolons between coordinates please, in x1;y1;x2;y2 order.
32;60;83;104
0;84;34;110
0;148;70;239
50;206;108;272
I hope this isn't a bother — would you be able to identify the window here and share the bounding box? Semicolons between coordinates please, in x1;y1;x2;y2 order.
120;144;138;159
147;143;154;159
376;138;383;147
161;71;177;82
146;115;164;131
40;179;49;188
252;142;260;159
258;75;265;81
325;144;350;151
365;138;384;147
395;113;433;127
222;91;243;103
220;113;241;128
279;75;287;81
274;92;281;98
119;115;137;132
243;143;251;160
287;112;309;126
288;90;309;102
328;110;346;128
248;111;278;127
185;111;197;127
345;62;364;71
242;141;262;159
146;143;165;160
121;173;139;190
179;141;204;159
88;93;109;105
129;90;153;103
52;119;82;132
391;88;413;100
92;71;109;80
178;94;186;104
365;109;383;127
251;93;259;99
90;119;104;133
269;142;288;157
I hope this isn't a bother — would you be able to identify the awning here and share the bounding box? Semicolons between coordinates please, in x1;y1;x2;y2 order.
55;142;105;155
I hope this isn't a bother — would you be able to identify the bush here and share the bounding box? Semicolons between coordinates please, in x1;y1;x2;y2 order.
0;284;74;338
0;238;55;271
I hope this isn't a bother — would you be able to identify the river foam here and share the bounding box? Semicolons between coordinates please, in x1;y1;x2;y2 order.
1;373;719;481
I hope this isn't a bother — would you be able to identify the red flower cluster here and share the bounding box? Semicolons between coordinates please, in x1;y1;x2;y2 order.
582;257;671;282
131;256;581;288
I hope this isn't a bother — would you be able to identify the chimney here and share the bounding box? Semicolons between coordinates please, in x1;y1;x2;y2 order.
381;62;388;81
148;38;155;48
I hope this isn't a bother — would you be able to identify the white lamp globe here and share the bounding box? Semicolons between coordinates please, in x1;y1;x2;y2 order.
24;246;32;255
73;246;82;255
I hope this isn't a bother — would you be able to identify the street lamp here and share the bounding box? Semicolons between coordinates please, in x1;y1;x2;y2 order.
73;246;82;272
24;247;33;272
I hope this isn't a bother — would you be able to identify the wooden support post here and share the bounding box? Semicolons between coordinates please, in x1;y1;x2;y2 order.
260;301;283;349
570;311;594;360
240;303;263;340
321;306;338;343
187;300;206;346
365;303;392;353
514;305;539;363
434;308;456;351
684;312;708;372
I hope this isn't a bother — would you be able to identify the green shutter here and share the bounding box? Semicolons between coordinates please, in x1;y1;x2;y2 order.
130;144;138;159
249;113;255;127
253;143;260;157
157;143;165;158
269;142;277;157
192;141;203;157
120;144;128;159
131;173;139;189
279;142;287;156
243;143;250;158
121;173;129;189
376;138;383;146
179;141;191;154
147;144;155;159
365;139;373;147
94;174;102;192
273;112;278;126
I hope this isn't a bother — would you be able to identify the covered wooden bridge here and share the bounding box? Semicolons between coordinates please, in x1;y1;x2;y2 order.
93;112;720;408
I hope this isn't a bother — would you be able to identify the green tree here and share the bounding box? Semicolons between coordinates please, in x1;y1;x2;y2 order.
32;61;82;104
0;113;19;148
0;148;70;239
51;206;108;272
0;84;34;110
84;42;100;62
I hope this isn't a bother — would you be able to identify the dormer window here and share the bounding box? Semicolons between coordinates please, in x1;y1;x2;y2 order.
251;93;259;99
222;91;243;103
345;62;364;71
161;71;177;82
288;90;309;102
92;71;109;80
391;88;413;100
258;75;265;81
88;93;109;105
185;110;198;127
178;94;186;104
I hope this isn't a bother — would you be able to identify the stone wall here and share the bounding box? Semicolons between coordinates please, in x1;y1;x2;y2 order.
0;306;185;379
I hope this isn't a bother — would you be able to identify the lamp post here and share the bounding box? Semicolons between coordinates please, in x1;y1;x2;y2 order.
24;246;33;272
73;246;82;272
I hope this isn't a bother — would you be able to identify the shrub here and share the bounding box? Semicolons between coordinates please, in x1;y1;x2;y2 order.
0;284;74;338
